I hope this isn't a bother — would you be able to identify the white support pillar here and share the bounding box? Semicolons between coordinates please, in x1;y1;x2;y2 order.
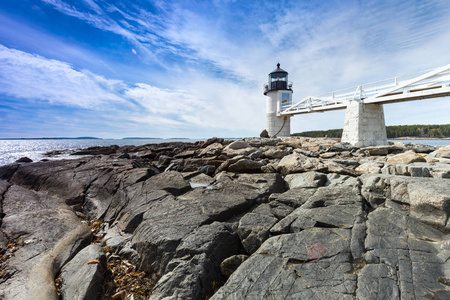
341;101;388;147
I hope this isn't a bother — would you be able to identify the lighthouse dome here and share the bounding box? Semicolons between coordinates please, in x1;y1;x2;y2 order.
265;63;291;94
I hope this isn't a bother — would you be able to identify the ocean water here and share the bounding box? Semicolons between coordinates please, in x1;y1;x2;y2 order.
388;139;450;146
0;138;201;166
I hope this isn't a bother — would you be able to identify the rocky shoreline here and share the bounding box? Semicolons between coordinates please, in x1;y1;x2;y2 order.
1;136;450;299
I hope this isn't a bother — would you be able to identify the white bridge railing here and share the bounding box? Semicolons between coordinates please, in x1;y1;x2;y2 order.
281;63;450;115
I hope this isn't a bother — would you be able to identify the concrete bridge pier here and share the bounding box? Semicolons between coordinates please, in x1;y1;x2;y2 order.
341;100;388;147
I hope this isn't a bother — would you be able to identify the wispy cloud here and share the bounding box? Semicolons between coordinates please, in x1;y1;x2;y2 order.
0;44;257;137
0;45;126;109
38;0;450;85
124;83;206;115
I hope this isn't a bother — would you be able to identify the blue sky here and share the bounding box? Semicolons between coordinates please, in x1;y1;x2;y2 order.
0;0;449;138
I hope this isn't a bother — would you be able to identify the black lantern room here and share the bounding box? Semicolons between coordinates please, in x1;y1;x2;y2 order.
264;63;291;95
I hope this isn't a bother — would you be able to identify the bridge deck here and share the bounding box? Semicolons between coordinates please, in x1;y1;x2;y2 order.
281;64;450;115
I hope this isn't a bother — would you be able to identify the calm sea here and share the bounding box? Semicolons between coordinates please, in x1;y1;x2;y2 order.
0;139;201;166
388;139;450;146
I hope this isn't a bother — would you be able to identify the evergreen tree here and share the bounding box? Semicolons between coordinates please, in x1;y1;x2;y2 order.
292;124;450;138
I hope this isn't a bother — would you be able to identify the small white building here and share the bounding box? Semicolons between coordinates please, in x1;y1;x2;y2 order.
263;64;292;137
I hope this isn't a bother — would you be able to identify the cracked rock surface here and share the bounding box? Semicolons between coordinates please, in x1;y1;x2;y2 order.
0;137;449;299
212;228;356;299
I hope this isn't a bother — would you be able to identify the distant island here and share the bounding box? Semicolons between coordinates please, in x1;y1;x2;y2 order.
292;124;450;139
122;137;161;140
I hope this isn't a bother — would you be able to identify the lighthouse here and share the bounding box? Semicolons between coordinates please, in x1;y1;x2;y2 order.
263;63;292;137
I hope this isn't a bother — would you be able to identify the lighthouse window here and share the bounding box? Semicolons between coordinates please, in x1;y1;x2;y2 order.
282;93;291;107
269;72;288;90
271;74;286;82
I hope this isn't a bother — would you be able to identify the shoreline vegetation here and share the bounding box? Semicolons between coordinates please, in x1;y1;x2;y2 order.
292;124;450;139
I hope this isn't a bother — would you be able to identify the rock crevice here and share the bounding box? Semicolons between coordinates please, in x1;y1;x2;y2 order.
0;137;449;299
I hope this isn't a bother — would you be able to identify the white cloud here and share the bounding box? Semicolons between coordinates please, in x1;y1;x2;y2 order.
128;116;185;127
0;45;126;108
0;44;260;137
124;83;206;114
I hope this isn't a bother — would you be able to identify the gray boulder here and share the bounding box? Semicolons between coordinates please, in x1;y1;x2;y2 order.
113;189;172;233
130;180;262;285
271;185;363;235
0;157;151;220
103;171;190;224
244;137;282;147
412;144;436;153
212;228;356;299
427;145;450;159
238;204;279;254
198;142;223;157
386;150;427;165
320;151;337;158
181;157;224;173
59;245;106;300
382;162;450;178
284;171;328;189
290;204;363;232
227;158;265;173
199;137;224;148
150;222;240;300
225;172;286;195
188;173;215;187
360;174;391;208
326;173;359;186
15;157;33;163
222;141;257;157
142;171;191;196
355;161;384;174
177;181;263;221
259;129;269;138
263;148;291;159
329;142;356;152
361;174;450;231
362;145;403;155
71;145;118;156
130;195;211;281
276;152;327;175
324;161;359;176
220;255;249;276
357;207;450;299
248;149;263;160
268;188;317;209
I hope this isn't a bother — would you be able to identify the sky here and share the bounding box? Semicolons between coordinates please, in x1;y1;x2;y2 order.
0;0;449;139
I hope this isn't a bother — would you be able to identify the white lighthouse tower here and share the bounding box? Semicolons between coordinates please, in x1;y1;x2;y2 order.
263;63;292;137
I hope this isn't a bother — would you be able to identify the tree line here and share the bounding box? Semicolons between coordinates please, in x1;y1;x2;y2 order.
292;124;450;138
